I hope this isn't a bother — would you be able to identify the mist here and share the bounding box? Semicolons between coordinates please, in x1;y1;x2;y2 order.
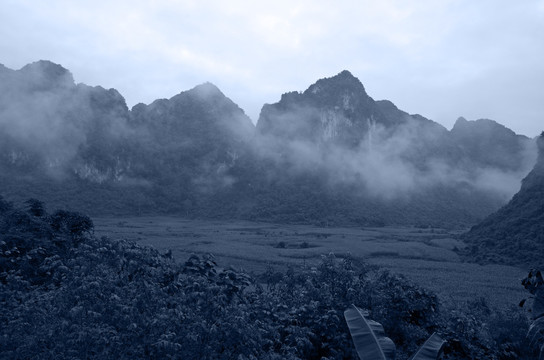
0;61;135;181
0;61;538;226
253;103;537;202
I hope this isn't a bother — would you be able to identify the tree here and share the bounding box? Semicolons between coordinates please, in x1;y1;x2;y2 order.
25;198;45;217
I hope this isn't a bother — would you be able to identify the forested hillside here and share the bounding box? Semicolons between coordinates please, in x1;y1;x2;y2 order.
463;132;544;267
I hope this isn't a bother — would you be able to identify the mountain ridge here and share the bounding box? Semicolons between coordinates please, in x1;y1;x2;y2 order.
0;61;537;227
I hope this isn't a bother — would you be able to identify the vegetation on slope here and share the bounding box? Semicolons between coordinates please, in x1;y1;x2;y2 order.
463;132;544;267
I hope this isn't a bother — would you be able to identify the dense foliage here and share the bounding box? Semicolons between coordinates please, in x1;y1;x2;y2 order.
0;197;536;359
520;269;544;358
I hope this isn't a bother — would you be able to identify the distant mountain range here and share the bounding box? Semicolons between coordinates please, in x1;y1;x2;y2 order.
0;61;538;227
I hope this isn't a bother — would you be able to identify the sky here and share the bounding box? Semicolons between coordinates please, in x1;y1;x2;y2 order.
1;0;543;137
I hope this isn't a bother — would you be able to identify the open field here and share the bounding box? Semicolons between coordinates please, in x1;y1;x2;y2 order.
94;216;528;309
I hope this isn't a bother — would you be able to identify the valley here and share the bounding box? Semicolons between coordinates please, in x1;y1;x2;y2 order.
94;216;527;309
2;60;542;358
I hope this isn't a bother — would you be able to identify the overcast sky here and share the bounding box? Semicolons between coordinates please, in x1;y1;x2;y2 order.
1;0;543;137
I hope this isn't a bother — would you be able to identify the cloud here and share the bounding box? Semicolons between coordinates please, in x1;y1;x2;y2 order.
0;63;137;182
1;0;543;135
255;103;536;201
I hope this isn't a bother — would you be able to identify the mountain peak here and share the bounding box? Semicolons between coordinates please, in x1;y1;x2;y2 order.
18;60;74;90
305;70;367;97
453;116;468;126
451;117;517;137
336;69;359;80
194;81;220;91
336;69;356;79
176;82;228;103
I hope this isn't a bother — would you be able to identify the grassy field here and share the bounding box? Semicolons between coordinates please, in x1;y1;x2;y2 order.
93;216;528;309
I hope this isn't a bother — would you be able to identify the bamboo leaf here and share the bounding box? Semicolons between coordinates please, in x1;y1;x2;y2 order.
528;317;544;347
344;304;396;360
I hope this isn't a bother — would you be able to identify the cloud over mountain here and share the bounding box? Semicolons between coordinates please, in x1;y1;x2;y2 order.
0;61;537;227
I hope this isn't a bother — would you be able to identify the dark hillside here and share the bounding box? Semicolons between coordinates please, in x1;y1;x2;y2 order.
463;132;544;267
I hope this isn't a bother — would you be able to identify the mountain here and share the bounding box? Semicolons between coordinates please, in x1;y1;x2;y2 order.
0;61;254;214
450;117;532;172
258;70;383;147
246;71;536;227
0;62;537;227
126;83;255;212
257;70;442;147
256;71;534;176
130;82;253;180
0;60;131;181
462;132;544;267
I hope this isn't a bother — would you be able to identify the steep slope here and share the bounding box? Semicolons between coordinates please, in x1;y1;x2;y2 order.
463;133;544;267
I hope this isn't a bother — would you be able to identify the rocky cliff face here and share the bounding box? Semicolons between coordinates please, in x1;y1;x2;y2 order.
257;70;420;147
